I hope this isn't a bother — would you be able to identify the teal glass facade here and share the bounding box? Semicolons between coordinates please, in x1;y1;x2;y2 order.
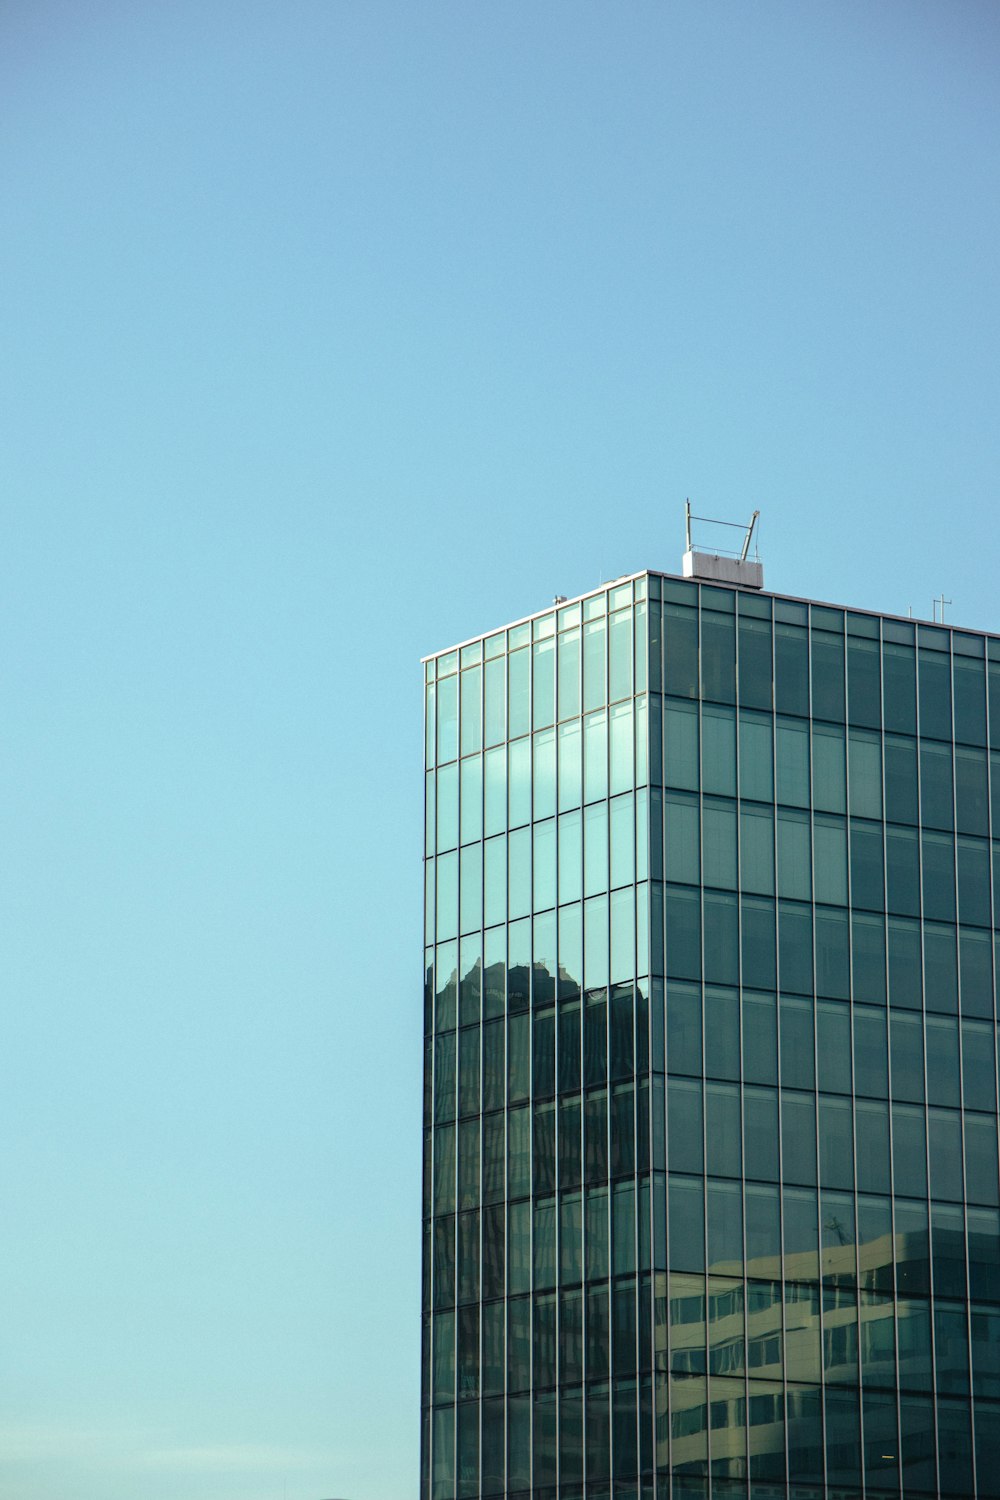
422;572;1000;1500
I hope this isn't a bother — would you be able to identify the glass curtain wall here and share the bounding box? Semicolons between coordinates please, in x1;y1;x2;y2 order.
423;577;652;1500
650;574;1000;1500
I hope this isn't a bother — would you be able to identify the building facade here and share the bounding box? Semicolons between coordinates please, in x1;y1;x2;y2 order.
421;569;1000;1500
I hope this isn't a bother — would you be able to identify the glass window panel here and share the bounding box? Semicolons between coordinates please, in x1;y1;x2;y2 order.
811;629;845;723
669;1176;705;1272
780;995;815;1089
483;654;505;747
929;1110;965;1200
783;1185;819;1279
812;724;846;812
533;638;555;729
533;819;556;913
508;647;529;739
924;922;958;1012
958;836;990;926
664;792;699;884
437;672;458;763
778;900;813;995
706;1083;741;1177
559;902;582;996
775;622;809;716
918;646;952;740
664;602;698;697
609;607;633;702
960;926;993;1016
701;610;736;703
784;1283;822;1383
705;986;740;1080
704;891;739;986
813;817;847;906
785;1092;815;1182
852;911;887;1003
584;710;608;803
739;712;773;801
892;1104;927;1198
920;739;954;829
893;1188;935;1296
584;618;607;711
884;734;918;824
558;626;581;720
584;802;609;898
738;614;773;710
609;701;634;795
815;906;849;998
926;1015;960;1106
743;991;777;1085
459;843;482;933
707;1179;743;1274
853;1006;887;1098
533;728;556;821
847;729;882;818
703;799;737;889
746;1184;781;1276
849;819;884;911
886;827;920;916
847;635;881;728
585;895;609;989
740;806;775;894
965;1113;1000;1206
508;736;530;828
818;1096;853;1189
954;655;987;743
775;718;810;807
855;1100;890;1194
742;895;776;990
483;837;506;928
437;761;459;852
460;665;482;755
665;886;701;981
931;1200;966;1300
437;851;459;940
921;831;956;921
558;810;582;906
962;1018;997;1111
955;745;989;833
558;718;582;812
609;793;635;889
610;886;635;983
508;826;531;920
460;755;482;846
483;745;506;837
777;809;811;900
883;641;916;734
744;1087;779;1182
669;1077;704;1174
702;705;736;796
665;700;699;789
937;1396;973;1496
817;1001;851;1094
667;981;702;1076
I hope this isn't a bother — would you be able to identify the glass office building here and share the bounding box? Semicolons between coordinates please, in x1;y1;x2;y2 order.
421;570;1000;1500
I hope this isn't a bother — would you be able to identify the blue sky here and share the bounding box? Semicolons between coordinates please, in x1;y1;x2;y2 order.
1;2;998;1497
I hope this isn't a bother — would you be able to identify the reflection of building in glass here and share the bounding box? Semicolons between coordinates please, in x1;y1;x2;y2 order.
421;570;1000;1499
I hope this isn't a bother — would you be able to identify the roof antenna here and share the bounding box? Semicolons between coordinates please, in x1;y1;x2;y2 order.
933;593;952;624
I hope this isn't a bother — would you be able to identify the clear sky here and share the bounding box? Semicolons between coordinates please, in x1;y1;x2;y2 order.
1;2;998;1497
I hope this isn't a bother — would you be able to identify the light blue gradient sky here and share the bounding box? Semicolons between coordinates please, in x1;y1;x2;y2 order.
1;3;998;1497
